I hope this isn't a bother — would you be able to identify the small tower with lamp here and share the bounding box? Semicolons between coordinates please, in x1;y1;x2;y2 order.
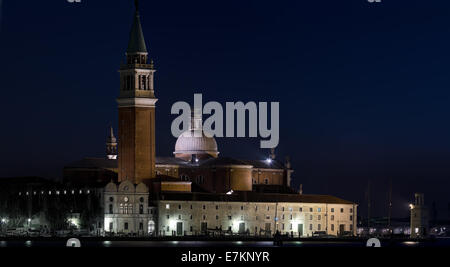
410;193;429;238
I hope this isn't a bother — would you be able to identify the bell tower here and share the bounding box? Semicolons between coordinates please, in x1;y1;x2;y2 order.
117;0;157;184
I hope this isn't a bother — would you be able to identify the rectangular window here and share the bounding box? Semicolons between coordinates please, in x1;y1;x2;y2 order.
331;215;334;221
124;222;129;230
203;205;206;210
318;215;321;220
331;208;334;212
318;224;321;231
341;208;344;213
350;215;353;220
318;208;321;212
331;224;334;231
178;205;182;210
166;215;169;219
309;224;312;230
299;207;303;212
228;216;232;220
309;208;313;212
166;204;170;209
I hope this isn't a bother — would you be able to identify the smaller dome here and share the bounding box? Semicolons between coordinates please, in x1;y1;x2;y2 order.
174;129;219;160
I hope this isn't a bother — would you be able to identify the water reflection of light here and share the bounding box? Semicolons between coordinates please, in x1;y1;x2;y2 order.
403;241;419;247
0;241;7;247
235;241;243;245
25;240;32;247
103;241;112;247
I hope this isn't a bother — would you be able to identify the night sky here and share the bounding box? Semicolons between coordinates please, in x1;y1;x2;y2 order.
1;0;450;220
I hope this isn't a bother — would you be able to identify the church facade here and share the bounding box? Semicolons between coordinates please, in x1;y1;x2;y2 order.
62;1;358;238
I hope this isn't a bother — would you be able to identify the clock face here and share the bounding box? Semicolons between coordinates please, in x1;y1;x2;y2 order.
124;197;129;202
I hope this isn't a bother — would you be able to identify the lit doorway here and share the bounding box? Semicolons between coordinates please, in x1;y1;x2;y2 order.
239;223;246;234
148;220;155;235
177;222;183;236
298;224;303;237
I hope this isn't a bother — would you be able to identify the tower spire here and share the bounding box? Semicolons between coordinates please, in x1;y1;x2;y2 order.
106;126;118;160
108;125;116;143
127;0;147;54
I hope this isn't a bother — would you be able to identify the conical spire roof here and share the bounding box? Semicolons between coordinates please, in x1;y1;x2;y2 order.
127;0;147;54
108;126;117;143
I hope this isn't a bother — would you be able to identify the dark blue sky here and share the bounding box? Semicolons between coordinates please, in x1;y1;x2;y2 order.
1;0;450;219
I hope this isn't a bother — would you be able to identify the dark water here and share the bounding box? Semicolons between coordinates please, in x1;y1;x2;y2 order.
1;239;450;247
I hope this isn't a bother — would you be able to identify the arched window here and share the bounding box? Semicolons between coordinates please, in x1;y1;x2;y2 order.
139;204;144;214
109;204;113;214
142;75;147;90
127;204;133;214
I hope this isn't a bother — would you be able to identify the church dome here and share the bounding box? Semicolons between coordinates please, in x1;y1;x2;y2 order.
174;129;219;160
